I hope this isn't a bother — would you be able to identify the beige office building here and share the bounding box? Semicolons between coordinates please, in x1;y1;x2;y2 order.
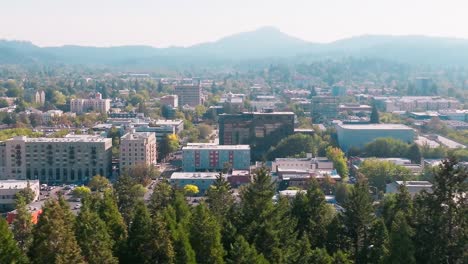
0;135;112;183
120;132;157;170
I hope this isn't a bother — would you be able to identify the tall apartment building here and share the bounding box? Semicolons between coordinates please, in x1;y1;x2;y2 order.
175;84;202;107
120;132;157;170
35;90;45;105
219;111;294;157
70;92;111;114
0;135;112;183
182;143;250;172
311;96;339;123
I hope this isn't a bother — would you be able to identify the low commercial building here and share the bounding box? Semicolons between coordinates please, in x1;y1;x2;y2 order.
336;123;415;151
182;144;250;172
0;180;40;211
386;181;433;196
271;155;333;172
0;135;112;183
169;172;221;195
120;132;157;170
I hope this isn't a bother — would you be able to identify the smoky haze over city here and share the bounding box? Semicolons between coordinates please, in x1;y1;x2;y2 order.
0;1;466;264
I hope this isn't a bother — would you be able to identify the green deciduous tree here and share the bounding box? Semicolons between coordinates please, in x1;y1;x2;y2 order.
88;175;112;192
15;181;36;204
358;159;413;192
326;146;349;179
72;186;91;199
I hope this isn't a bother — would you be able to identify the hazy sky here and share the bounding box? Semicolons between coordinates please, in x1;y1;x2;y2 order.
1;0;467;47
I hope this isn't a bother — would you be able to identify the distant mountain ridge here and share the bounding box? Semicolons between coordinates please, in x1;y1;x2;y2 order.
2;27;468;67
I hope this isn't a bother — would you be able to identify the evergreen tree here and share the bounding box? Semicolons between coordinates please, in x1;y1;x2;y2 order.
75;203;117;264
406;143;422;164
386;212;415;264
309;248;333;264
366;219;389;264
125;201;153;263
157;80;163;93
289;236;314;264
190;203;225;264
29;199;84;264
148;181;173;215
98;190;128;257
226;235;268;264
370;103;380;124
238;167;297;263
114;173;142;224
163;206;196;264
332;250;353;264
342;179;375;262
206;173;234;222
326;215;351;254
0;217;28;264
413;157;467;264
12;196;33;254
150;212;175;264
291;179;331;247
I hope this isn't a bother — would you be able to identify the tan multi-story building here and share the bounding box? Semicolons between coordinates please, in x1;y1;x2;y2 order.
175;84;202;107
160;95;179;108
35;90;45;105
0;135;112;183
70;92;111;114
120;132;157;170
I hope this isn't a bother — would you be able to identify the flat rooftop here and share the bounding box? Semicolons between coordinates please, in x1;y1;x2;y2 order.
396;181;433;187
155;119;183;125
184;144;250;150
0;180;39;190
121;132;153;140
337;123;412;130
170;172;220;180
8;136;110;143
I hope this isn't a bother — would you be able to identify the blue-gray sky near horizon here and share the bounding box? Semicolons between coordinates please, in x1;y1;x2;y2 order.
1;0;467;47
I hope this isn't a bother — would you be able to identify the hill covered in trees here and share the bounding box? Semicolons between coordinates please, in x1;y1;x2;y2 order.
3;27;468;68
